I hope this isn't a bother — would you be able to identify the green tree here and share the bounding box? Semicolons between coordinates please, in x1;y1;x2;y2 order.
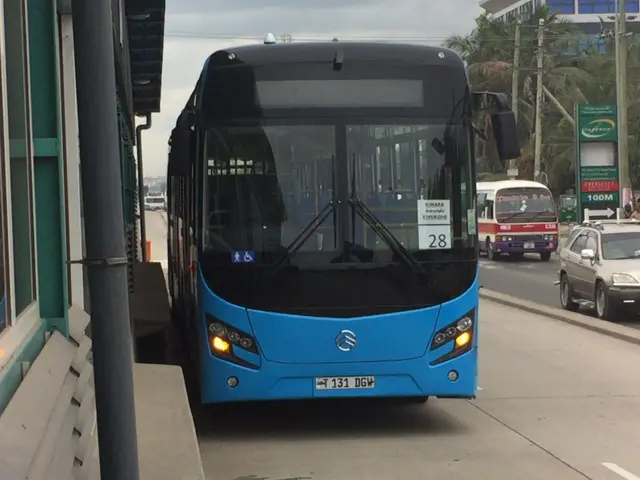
443;6;638;193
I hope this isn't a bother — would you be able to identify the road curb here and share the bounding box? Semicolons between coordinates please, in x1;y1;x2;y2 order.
479;288;640;346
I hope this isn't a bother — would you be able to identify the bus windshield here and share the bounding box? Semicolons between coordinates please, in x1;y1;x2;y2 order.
203;122;474;261
200;121;477;315
495;187;557;223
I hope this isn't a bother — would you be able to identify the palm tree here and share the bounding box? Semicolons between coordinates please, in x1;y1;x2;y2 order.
444;6;610;192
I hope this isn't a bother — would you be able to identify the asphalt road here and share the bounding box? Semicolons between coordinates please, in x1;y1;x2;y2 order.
196;299;640;480
479;252;640;331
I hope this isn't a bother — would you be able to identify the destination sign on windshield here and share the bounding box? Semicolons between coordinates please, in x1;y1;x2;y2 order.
496;193;552;202
255;79;424;108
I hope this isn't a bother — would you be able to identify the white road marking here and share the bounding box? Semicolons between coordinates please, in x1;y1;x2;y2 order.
602;463;640;480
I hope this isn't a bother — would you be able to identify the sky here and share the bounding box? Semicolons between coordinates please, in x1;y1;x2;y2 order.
140;0;484;177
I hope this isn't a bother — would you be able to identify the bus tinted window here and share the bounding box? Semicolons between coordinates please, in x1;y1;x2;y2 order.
204;125;337;256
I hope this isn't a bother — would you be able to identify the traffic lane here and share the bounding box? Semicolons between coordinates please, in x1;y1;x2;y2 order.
480;255;640;331
144;211;167;264
479;254;560;307
475;299;640;480
196;299;631;480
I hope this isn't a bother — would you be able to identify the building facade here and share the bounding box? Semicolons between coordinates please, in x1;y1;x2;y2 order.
482;0;640;30
0;0;164;413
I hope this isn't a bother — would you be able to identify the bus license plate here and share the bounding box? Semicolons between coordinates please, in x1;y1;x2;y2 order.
315;376;375;390
524;242;534;249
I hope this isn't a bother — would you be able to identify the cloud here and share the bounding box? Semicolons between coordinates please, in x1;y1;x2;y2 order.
140;0;482;177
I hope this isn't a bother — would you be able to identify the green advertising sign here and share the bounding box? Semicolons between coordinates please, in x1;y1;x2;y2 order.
575;104;619;221
580;166;618;181
581;192;619;203
578;104;616;116
579;117;617;142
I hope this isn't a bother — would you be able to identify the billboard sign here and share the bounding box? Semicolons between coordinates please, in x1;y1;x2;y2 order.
575;105;619;221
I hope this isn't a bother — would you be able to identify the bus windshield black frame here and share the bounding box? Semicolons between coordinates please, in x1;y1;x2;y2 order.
198;61;470;122
196;57;479;317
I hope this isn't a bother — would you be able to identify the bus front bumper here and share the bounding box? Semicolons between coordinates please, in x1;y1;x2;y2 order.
494;240;558;254
199;347;477;404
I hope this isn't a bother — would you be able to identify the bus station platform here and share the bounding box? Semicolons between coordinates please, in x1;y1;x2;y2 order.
133;363;205;480
0;307;204;480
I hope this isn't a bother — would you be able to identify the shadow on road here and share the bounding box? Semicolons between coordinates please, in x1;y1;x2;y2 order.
193;397;469;441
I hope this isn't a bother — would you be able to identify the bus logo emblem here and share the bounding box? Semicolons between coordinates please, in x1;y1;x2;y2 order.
335;330;356;352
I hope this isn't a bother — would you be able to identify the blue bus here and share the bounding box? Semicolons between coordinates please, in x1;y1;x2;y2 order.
167;41;519;404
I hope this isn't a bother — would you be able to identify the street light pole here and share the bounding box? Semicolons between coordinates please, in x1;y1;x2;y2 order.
615;0;631;207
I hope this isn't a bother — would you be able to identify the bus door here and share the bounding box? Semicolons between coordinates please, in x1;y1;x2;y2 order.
477;191;495;242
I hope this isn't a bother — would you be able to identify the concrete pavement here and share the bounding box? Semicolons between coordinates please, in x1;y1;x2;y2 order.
194;298;640;480
479;253;640;331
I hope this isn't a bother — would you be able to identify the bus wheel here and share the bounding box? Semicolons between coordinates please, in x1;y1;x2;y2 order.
486;239;499;260
540;251;552;261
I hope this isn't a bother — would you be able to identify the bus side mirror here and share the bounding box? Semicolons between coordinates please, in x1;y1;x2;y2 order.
168;127;192;176
491;111;520;161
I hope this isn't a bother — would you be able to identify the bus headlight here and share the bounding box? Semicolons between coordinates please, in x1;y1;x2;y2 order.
211;336;230;353
205;315;259;369
456;316;473;332
430;310;475;351
455;332;471;347
430;309;475;366
209;322;227;336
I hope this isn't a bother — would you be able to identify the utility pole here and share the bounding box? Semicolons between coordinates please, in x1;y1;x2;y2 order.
533;18;545;182
615;0;631;207
509;20;521;178
72;1;140;479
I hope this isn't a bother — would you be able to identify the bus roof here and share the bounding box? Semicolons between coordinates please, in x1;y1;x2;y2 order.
203;42;465;70
477;180;550;192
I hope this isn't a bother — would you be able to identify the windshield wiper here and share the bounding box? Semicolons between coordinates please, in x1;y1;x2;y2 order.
498;211;524;222
266;157;338;281
267;201;335;278
348;154;425;275
528;210;555;221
